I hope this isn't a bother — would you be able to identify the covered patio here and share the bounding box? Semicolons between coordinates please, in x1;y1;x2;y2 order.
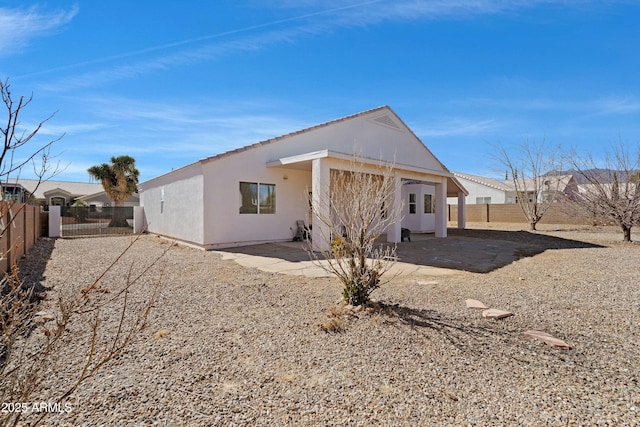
267;149;468;251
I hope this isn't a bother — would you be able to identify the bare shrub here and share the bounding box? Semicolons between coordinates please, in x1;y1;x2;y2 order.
0;78;169;427
0;234;170;427
306;156;402;306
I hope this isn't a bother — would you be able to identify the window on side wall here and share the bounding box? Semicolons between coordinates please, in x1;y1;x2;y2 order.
239;182;276;214
424;194;435;214
409;193;416;214
475;196;491;204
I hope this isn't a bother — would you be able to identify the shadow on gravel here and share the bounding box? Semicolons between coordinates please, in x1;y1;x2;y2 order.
17;237;56;297
375;301;584;372
223;228;605;274
377;302;502;350
1;238;55;369
394;227;605;273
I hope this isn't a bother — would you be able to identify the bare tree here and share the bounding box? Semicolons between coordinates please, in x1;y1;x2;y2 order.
569;143;640;242
497;139;565;230
0;78;63;203
306;156;402;306
0;79;166;426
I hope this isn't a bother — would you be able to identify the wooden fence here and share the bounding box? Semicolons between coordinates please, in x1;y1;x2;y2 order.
448;202;593;226
1;203;46;272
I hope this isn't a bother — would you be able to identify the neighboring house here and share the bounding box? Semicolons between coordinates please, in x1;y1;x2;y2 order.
447;172;512;205
504;174;579;204
10;179;138;207
448;172;579;205
2;183;34;203
139;106;468;250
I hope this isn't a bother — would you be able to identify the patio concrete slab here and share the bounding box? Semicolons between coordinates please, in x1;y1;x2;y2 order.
216;240;461;279
215;227;602;278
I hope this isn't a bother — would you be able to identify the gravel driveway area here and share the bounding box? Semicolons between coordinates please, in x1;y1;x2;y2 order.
14;224;640;426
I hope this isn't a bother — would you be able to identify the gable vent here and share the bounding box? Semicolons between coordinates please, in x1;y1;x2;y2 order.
372;114;401;130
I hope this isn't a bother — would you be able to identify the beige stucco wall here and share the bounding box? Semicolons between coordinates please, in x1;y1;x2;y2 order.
139;163;205;245
201;151;312;248
447;176;508;205
401;183;436;233
140;107;456;248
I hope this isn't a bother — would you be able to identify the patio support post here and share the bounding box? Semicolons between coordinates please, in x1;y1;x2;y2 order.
386;174;401;243
435;181;447;238
311;158;331;252
457;191;466;229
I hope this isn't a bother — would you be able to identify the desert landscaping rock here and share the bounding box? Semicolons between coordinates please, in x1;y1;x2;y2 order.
481;308;514;319
524;330;572;349
14;223;640;426
465;298;489;309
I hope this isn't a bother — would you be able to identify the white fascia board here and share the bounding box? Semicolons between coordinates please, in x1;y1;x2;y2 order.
267;149;453;179
266;150;330;167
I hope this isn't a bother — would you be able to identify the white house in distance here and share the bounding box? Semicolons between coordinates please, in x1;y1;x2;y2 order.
13;179;139;207
447;172;512;205
448;172;579;205
139;106;467;250
14;179;103;206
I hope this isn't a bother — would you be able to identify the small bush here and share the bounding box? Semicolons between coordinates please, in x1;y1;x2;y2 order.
319;317;345;333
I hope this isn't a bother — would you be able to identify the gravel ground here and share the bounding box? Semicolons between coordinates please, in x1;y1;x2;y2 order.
12;224;640;426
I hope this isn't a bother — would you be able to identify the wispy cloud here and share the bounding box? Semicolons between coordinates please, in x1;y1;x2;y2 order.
35;26;301;92
35;122;107;137
259;0;591;26
59;95;311;158
0;4;78;56
27;0;627;91
24;0;551;90
414;118;500;138
590;97;640;116
451;95;640;116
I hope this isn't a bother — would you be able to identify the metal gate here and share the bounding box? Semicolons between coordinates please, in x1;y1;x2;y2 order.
60;206;134;237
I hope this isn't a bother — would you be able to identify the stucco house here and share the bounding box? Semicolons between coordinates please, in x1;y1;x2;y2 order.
504;174;579;204
13;179;103;206
12;179;138;207
448;172;579;205
139;106;467;250
447;172;512;205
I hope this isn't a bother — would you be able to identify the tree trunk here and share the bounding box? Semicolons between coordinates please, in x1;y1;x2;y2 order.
530;220;537;231
108;200;129;228
622;225;632;242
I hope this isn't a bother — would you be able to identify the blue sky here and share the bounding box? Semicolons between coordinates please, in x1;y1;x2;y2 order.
2;0;639;183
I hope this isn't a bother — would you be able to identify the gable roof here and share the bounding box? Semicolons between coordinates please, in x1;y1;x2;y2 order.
506;174;576;192
141;106;467;196
200;105;450;172
453;172;512;192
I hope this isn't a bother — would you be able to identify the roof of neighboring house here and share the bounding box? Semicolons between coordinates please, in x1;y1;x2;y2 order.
11;179;104;199
452;172;512;192
509;174;576;192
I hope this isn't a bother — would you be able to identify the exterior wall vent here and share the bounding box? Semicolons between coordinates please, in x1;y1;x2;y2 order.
372;114;401;130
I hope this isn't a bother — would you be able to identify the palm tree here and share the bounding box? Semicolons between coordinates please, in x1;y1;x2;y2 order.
88;155;139;227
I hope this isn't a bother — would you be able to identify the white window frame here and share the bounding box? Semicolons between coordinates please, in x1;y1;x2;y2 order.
409;193;416;214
